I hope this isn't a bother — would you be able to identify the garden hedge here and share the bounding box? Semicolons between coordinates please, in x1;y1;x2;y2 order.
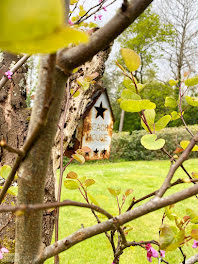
110;125;198;161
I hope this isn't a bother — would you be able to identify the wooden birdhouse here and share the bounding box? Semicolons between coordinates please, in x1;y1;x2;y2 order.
65;88;114;160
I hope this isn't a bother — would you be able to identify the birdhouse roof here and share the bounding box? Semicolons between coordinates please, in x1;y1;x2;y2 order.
82;84;115;122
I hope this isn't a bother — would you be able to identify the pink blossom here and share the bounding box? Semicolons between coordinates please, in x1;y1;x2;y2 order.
5;70;13;79
192;240;198;248
98;14;102;20
103;6;107;11
99;0;103;2
68;19;73;25
94;15;97;21
0;247;9;260
160;250;165;258
145;244;159;262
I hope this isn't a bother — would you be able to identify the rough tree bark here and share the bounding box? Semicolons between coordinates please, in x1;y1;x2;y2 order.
0;38;111;264
0;53;56;263
52;42;112;178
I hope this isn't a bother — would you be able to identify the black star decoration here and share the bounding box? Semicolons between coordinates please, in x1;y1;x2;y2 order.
94;102;107;119
93;148;99;154
102;149;107;155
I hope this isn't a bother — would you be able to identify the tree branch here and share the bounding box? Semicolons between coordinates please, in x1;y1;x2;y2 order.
34;182;198;263
0;55;30;90
180;254;198;264
57;0;153;73
156;132;198;197
0;199;113;219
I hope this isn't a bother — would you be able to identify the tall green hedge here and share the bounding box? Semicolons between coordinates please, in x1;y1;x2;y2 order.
110;125;198;161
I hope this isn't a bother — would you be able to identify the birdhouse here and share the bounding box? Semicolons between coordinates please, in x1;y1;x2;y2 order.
65;88;114;160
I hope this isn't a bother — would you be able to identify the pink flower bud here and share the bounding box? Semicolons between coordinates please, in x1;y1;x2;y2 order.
192;240;198;248
5;70;13;79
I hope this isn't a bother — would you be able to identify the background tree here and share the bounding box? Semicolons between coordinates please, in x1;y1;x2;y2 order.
158;0;198;82
104;6;174;131
118;7;174;83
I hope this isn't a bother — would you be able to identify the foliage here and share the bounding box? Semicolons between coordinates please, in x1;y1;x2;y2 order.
46;159;198;264
118;7;174;82
0;0;89;54
110;126;198;162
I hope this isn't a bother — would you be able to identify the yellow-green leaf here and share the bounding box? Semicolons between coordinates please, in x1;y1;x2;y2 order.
88;193;100;206
72;153;85;164
141;134;165;150
120;99;156;113
67;171;78;179
185;76;198;87
70;0;78;4
171;111;181;121
165;97;177;108
84;179;95;188
185;96;198;107
121;89;141;100
165;206;177;221
141;109;155;132
159;224;185;251
180;141;198;151
0;27;89;54
169;80;179;86
191;225;198;240
108;187;121;197
121;48;141;72
64;180;79;190
125;189;133;196
0;0;64;42
155;115;171;131
0;165;12;179
192;172;198;179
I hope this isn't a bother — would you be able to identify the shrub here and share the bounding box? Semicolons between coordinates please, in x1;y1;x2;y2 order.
110;125;198;161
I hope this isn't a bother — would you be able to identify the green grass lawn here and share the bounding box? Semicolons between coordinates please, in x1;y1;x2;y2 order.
46;159;198;264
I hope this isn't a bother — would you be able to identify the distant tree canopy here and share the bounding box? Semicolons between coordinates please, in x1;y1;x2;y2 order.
118;7;174;82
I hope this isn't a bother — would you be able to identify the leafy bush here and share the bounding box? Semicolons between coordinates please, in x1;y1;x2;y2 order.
110;125;198;161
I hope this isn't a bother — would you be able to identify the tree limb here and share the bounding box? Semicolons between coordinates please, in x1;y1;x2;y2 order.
0;55;30;90
57;0;153;73
157;132;198;197
34;182;198;263
0;199;113;219
180;254;198;264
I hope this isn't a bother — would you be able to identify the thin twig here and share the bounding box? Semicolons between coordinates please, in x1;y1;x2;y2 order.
157;133;198;198
178;82;194;137
127;178;198;211
0;140;24;156
0;215;13;233
55;79;71;264
179;247;186;264
75;0;109;24
0;55;30;90
0;199;113;218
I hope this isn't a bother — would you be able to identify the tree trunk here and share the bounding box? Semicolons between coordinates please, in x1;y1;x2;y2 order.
119;110;125;132
0;53;55;263
52;45;112;182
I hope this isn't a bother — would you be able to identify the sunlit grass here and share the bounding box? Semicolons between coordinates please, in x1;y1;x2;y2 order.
46;159;198;264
